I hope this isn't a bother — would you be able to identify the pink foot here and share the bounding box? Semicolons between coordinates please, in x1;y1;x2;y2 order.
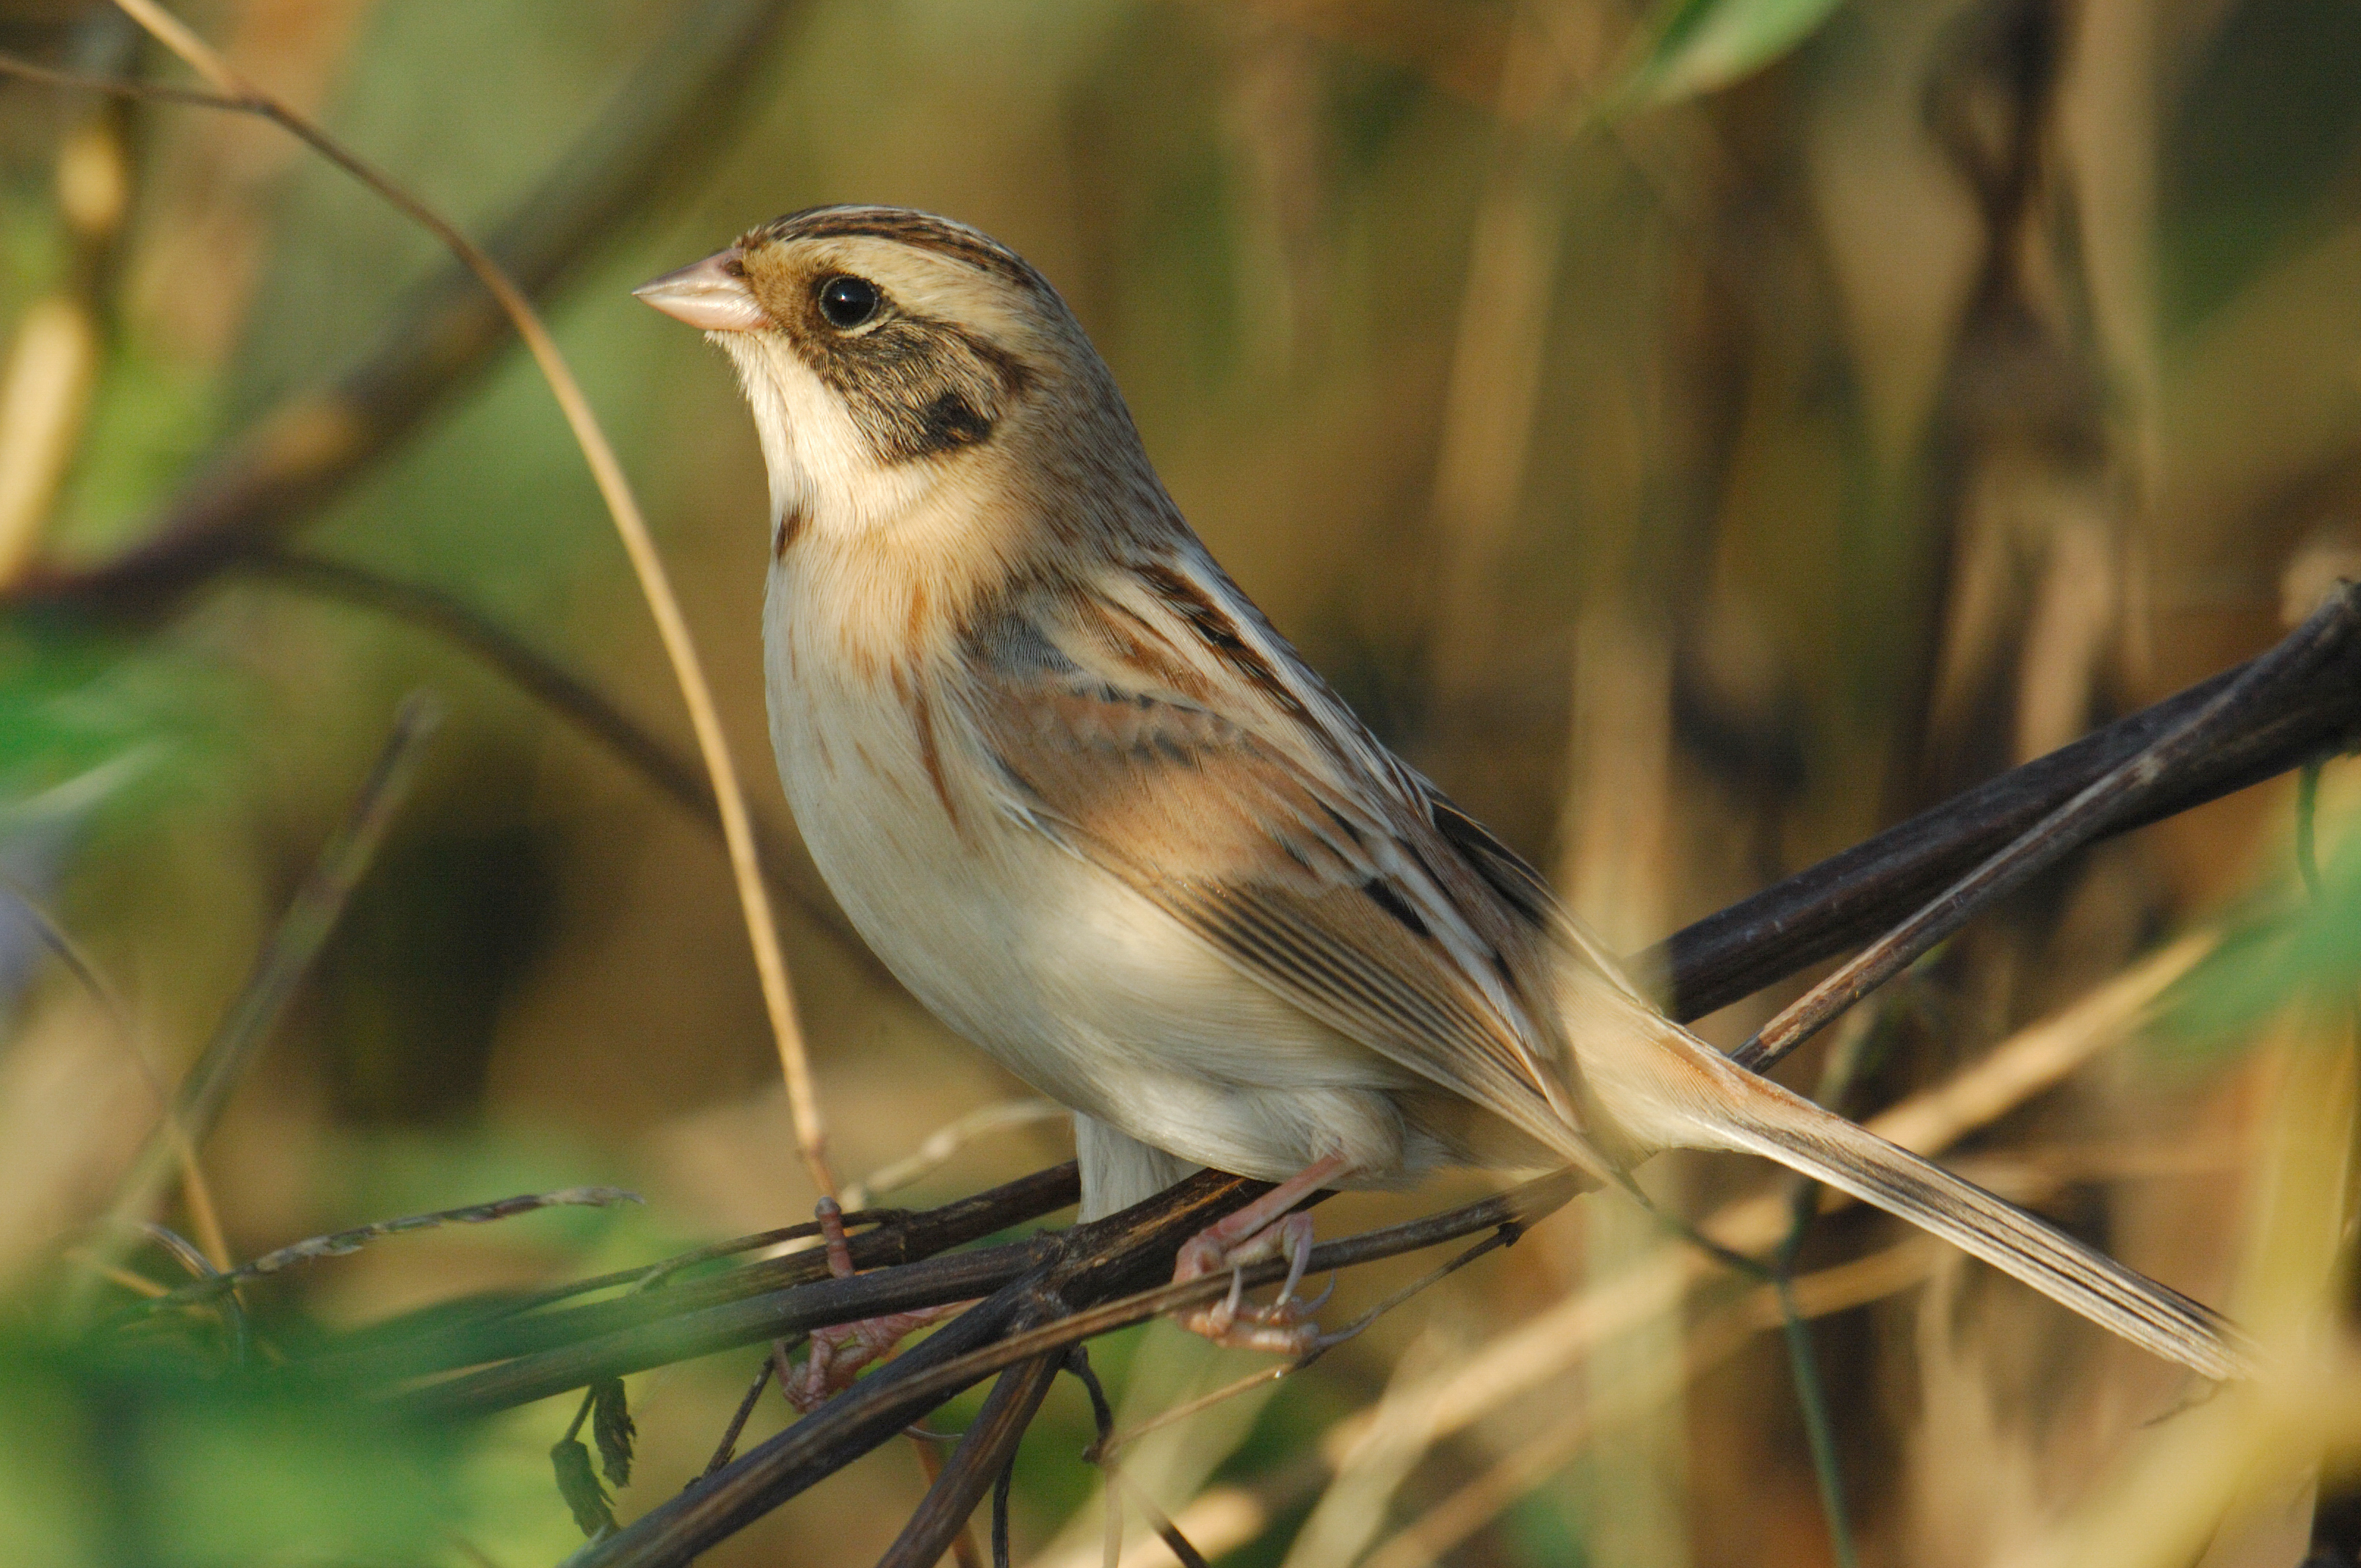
1171;1155;1345;1354
783;1197;968;1412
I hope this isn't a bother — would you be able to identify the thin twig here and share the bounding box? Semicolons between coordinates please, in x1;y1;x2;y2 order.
992;1453;1017;1568
104;0;837;1197
844;1099;1068;1211
132;1186;641;1311
130;1220;247;1362
345;1166;1078;1401
1730;587;2359;1072
1654;583;2361;1020
1088;1363;1293;1467
0;49;227;105
1067;1349;1212;1568
385;1201;926;1340
230;547;880;972
703;1354;780;1478
98;693;438;1262
0;875;229;1269
5;0;807;606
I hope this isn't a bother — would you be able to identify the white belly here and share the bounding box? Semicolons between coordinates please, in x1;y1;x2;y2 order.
763;573;1438;1188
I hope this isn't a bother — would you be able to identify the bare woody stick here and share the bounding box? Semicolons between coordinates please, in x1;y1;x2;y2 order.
105;0;838;1196
1653;581;2361;1020
1728;583;2361;1075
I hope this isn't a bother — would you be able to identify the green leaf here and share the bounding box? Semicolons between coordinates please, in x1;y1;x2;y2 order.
548;1435;614;1539
1622;0;1852;106
590;1377;637;1489
2157;819;2361;1054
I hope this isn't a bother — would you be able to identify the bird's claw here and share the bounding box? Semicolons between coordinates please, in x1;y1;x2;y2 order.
1173;1211;1326;1354
781;1196;968;1412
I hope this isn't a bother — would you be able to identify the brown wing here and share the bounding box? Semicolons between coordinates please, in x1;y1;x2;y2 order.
952;555;1620;1169
1419;785;1652;1005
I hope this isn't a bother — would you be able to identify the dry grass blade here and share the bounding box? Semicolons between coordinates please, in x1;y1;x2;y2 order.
105;0;836;1197
0;873;228;1270
96;692;439;1269
844;1100;1069;1210
1359;1241;1948;1568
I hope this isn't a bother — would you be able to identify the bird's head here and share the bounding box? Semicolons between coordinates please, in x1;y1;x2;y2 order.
637;206;1156;559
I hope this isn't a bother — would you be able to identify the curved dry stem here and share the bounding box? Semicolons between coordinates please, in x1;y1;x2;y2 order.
108;0;836;1197
0;875;227;1269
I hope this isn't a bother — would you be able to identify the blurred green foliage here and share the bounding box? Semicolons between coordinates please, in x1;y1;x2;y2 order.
0;1332;468;1568
2161;809;2361;1053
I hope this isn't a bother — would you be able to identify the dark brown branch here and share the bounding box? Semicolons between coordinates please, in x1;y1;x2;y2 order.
1728;583;2361;1072
7;0;810;611
877;1347;1062;1568
1652;582;2361;1021
326;1163;1079;1393
559;1172;1587;1568
394;1236;1052;1420
232;547;877;968
560;1171;1269;1568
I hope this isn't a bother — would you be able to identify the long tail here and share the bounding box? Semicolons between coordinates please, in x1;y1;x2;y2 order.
1598;1018;2250;1380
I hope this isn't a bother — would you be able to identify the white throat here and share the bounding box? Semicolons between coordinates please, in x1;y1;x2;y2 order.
714;331;940;548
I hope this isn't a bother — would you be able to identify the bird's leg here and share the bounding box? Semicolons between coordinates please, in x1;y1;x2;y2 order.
1172;1154;1346;1353
783;1197;970;1412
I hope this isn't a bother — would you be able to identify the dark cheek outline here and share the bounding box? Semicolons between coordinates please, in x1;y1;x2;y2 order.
918;390;993;451
779;295;1024;464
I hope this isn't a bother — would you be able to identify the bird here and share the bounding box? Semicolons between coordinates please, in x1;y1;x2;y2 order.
634;204;2244;1381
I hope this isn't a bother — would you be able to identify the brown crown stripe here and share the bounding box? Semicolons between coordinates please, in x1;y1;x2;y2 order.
755;206;1050;298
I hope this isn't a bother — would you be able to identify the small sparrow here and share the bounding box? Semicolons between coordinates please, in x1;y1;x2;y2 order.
637;206;2242;1377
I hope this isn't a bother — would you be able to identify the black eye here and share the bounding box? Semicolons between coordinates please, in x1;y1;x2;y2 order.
816;274;881;329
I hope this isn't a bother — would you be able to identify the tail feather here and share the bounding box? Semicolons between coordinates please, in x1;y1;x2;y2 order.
1647;1037;2250;1380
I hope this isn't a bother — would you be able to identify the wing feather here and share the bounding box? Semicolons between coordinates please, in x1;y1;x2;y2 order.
952;549;1625;1169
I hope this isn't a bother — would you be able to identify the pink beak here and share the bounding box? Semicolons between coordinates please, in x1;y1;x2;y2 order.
633;246;766;331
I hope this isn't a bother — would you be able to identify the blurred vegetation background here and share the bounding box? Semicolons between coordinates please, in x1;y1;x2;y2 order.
1;0;2360;1564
